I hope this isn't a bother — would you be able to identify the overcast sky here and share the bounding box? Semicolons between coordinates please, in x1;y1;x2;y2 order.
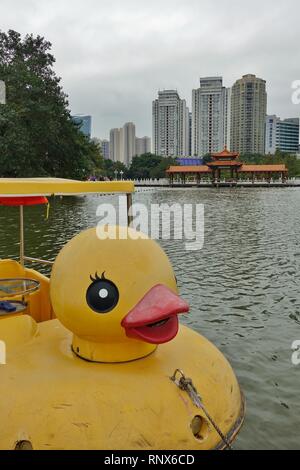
1;0;300;139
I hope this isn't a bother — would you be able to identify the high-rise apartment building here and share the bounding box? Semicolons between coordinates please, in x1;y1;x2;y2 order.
109;128;123;163
152;90;189;157
231;74;267;155
122;122;136;166
224;87;232;150
265;115;299;155
136;136;151;156
100;139;110;159
109;122;137;165
192;77;229;156
188;112;192;157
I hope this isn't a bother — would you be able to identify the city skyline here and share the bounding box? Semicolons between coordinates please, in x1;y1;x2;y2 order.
82;73;297;150
89;73;299;158
1;0;300;138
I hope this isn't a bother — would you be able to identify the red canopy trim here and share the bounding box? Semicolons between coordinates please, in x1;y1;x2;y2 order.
0;196;49;207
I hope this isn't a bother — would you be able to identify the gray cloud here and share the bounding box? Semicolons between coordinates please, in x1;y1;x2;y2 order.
1;0;300;138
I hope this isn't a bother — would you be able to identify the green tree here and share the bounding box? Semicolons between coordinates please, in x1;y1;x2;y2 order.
128;153;177;179
149;156;178;179
202;153;212;164
0;29;103;179
102;159;128;179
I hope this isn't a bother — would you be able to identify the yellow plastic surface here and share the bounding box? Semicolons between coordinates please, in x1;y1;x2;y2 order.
0;178;134;196
0;316;244;450
0;227;244;449
50;226;177;362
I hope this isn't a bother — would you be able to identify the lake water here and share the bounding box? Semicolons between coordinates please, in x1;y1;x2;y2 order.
0;187;300;450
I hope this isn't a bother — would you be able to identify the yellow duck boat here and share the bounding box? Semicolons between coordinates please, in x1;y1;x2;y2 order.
0;178;245;450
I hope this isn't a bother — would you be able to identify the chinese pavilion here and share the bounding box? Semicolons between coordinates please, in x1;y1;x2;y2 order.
207;147;242;180
166;147;288;184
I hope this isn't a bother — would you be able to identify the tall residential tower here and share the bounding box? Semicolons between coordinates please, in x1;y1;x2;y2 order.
109;128;123;162
109;122;137;165
135;136;151;156
122;122;136;166
192;77;230;156
100;139;110;159
231;74;267;155
152;90;189;157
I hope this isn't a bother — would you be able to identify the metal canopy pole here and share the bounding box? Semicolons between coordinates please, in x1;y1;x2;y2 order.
19;205;24;267
127;193;133;227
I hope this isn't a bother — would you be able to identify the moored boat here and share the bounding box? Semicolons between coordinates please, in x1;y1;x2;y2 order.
0;178;244;450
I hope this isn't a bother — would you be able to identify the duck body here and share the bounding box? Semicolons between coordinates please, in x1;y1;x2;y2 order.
0;316;244;450
0;226;244;449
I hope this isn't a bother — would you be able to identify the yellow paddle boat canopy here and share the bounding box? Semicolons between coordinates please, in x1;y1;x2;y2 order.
0;177;134;267
0;177;134;197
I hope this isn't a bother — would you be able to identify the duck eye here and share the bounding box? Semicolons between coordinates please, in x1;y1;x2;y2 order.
86;278;119;314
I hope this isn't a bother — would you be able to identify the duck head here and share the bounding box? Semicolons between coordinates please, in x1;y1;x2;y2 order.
50;226;189;363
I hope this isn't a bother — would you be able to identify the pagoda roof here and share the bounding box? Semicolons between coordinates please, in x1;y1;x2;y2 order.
207;160;242;167
166;166;211;174
238;164;288;173
211;147;240;159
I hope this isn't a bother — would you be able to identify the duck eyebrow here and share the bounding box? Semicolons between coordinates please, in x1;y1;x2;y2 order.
90;272;106;282
90;272;100;282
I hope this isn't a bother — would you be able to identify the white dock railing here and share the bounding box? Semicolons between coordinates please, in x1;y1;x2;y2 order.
132;178;297;186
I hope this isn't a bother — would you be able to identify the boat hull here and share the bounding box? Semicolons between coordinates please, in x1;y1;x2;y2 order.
0;316;244;450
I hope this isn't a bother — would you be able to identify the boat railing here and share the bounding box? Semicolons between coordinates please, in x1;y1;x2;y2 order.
23;256;54;266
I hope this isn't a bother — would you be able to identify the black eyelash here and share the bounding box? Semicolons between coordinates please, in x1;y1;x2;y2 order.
90;272;106;282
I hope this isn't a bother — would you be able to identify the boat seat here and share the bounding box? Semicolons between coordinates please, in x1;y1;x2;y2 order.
0;259;55;323
0;259;25;278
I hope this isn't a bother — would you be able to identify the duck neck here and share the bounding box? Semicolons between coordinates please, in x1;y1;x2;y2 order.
72;335;157;363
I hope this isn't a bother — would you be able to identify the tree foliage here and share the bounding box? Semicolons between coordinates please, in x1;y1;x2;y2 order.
0;30;103;178
202;153;212;164
128;153;177;179
102;159;129;179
